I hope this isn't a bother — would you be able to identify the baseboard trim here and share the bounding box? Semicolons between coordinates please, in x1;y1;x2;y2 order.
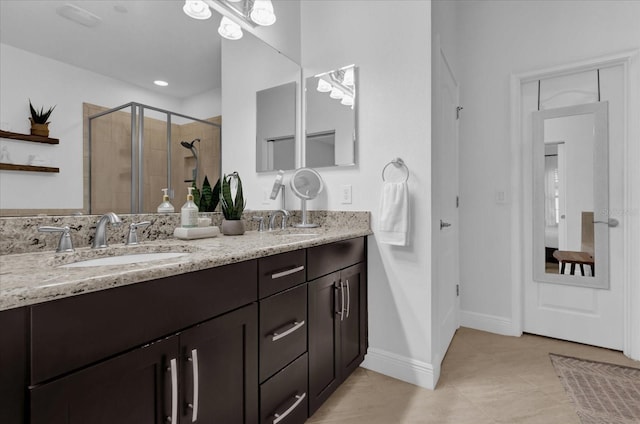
460;310;516;336
361;348;438;390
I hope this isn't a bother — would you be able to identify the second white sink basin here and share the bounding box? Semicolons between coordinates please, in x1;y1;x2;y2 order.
60;252;188;268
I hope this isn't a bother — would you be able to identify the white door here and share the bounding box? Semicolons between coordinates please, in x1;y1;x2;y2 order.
434;45;460;362
522;66;625;350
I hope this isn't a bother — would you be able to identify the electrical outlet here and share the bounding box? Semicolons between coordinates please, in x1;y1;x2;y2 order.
495;190;508;204
341;185;352;204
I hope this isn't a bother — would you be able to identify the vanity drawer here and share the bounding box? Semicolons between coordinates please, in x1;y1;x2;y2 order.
307;237;365;280
260;352;308;424
30;260;258;384
258;249;306;299
259;284;307;382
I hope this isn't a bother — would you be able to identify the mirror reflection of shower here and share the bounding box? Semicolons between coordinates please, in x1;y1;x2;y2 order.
181;138;200;184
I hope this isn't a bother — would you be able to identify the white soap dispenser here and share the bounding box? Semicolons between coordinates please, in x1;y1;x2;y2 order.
157;188;175;214
181;187;199;227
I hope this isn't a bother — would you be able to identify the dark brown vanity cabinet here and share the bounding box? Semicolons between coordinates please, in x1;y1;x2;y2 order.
258;251;309;424
307;238;368;416
28;261;259;424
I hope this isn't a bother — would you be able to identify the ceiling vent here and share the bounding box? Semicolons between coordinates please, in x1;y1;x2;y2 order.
56;4;102;28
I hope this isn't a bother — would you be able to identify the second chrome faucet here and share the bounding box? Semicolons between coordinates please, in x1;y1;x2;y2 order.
92;212;122;249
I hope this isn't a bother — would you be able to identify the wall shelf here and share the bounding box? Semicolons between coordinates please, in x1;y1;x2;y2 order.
0;130;59;145
0;163;60;173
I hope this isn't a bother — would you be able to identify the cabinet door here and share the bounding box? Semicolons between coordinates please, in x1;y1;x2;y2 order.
307;272;341;415
0;307;28;424
180;303;258;424
30;336;179;424
339;263;368;377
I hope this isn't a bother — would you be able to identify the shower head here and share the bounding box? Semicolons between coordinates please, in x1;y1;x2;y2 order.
180;138;200;149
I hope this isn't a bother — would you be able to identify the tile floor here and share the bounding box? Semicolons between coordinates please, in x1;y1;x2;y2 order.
307;327;640;424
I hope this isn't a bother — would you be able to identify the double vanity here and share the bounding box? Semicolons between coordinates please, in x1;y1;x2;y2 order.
0;211;371;424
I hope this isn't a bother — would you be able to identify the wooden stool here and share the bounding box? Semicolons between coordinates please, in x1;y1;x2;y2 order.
552;250;594;276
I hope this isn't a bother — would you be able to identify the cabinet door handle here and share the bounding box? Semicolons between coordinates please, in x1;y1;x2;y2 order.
271;320;305;342
167;358;178;423
345;279;351;319
188;349;200;422
271;265;305;280
273;392;306;424
338;281;345;321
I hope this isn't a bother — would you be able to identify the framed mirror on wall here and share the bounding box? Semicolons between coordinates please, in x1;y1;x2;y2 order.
256;81;296;172
532;101;611;288
304;64;357;168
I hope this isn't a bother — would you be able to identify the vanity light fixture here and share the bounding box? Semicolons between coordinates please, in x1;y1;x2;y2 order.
317;79;332;93
250;0;276;26
218;16;243;40
329;87;344;100
343;67;354;86
154;80;169;87
183;0;212;20
341;95;354;107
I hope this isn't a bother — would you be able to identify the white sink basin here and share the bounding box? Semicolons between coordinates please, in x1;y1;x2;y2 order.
60;252;188;268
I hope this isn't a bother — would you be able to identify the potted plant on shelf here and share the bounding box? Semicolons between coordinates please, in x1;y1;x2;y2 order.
220;171;246;235
29;100;56;137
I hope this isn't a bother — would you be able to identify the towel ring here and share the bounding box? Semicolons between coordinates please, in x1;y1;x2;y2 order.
382;158;409;182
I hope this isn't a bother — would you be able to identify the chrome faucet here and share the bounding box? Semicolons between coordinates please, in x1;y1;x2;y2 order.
268;209;290;231
92;212;122;249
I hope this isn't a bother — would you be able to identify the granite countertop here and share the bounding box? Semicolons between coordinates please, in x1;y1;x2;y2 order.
0;227;372;311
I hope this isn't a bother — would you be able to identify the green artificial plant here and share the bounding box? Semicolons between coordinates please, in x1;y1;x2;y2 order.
29;99;56;124
220;172;246;220
191;176;220;212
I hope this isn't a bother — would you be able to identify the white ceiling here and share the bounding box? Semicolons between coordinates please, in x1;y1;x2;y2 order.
0;0;222;99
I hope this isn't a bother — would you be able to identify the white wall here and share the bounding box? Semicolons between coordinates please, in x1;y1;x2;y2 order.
449;1;640;331
0;44;219;210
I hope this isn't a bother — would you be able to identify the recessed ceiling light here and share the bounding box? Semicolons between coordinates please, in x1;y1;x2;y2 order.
154;80;169;87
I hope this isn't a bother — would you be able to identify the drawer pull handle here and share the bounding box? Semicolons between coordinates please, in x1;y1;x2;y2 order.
273;392;306;424
168;358;178;423
271;265;305;280
272;320;305;342
189;349;199;422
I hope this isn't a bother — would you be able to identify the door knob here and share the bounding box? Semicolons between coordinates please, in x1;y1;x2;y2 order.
440;220;452;230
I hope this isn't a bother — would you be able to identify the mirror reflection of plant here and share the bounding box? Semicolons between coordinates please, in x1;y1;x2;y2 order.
191;176;220;212
29;99;56;124
220;172;246;220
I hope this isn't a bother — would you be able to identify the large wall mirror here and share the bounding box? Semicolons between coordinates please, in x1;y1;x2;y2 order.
0;0;300;215
304;64;357;168
532;101;611;288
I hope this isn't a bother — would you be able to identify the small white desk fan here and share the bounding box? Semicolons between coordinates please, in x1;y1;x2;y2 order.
290;167;324;228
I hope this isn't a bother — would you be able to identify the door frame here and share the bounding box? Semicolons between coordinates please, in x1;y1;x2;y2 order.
432;34;461;375
509;50;640;359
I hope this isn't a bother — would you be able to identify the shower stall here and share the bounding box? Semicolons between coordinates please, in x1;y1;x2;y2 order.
87;102;221;214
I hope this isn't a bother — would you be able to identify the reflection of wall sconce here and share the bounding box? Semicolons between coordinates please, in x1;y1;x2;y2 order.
185;0;277;40
314;65;356;109
329;87;344;100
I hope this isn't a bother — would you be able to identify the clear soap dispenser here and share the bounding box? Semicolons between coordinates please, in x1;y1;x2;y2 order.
181;187;199;227
157;188;175;214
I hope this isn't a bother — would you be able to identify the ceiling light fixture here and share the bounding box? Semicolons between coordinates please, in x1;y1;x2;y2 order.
183;0;212;20
218;16;243;40
154;80;169;87
250;0;276;26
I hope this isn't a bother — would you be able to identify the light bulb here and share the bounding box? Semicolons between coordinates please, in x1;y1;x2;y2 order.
218;16;243;40
329;87;344;100
317;79;332;93
343;67;354;86
183;0;211;20
250;0;276;26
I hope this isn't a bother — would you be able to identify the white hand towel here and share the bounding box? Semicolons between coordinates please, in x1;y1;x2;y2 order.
378;181;409;246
